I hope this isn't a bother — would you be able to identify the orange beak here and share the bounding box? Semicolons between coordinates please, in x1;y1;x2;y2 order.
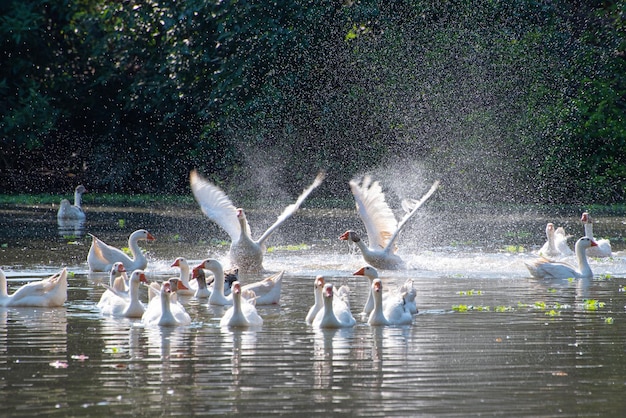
146;232;156;241
171;259;180;267
353;267;365;276
339;231;350;240
139;273;148;284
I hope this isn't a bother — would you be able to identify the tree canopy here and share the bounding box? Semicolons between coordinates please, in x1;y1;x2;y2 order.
1;0;625;204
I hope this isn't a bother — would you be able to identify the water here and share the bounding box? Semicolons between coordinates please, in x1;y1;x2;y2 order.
1;203;626;416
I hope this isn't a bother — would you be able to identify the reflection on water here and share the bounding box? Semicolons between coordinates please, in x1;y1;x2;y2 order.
57;218;85;238
1;204;626;415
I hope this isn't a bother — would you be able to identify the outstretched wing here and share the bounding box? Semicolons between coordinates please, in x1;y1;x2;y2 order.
189;170;242;240
256;171;326;245
385;180;440;250
349;176;398;250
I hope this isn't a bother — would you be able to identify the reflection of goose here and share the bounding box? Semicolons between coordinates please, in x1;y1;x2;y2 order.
340;176;439;270
99;270;148;318
87;229;155;272
305;276;325;324
526;237;597;279
581;212;612;257
190;170;325;273
368;279;413;326
170;257;196;296
57;185;87;220
538;223;572;257
352;266;417;314
313;283;356;328
0;268;68;307
220;281;263;328
143;280;191;327
195;259;283;306
97;262;128;308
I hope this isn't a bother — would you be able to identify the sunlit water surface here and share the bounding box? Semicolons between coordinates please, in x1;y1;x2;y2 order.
1;204;626;416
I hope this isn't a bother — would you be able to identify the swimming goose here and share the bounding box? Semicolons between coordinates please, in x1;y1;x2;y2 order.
87;229;155;272
57;185;87;220
0;268;68;307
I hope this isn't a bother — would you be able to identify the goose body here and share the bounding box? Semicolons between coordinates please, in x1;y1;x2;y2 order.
57;185;87;221
99;270;148;318
220;281;263;328
0;268;68;307
97;262;128;308
190;170;325;273
581;212;612;257
88;229;155;272
195;259;283;306
353;266;417;314
143;281;191;327
368;279;413;326
526;237;597;279
313;283;356;328
340;176;439;270
170;257;196;297
538;223;572;257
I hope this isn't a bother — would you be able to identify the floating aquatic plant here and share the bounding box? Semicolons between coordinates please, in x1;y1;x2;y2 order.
604;317;614;324
582;299;605;311
545;309;560;317
457;289;483;296
118;219;126;228
503;245;525;253
494;305;514;312
267;243;310;253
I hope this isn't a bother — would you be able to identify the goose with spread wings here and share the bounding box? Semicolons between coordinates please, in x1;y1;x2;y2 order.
340;176;439;270
190;170;325;273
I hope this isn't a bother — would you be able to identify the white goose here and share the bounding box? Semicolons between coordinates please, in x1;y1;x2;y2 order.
98;269;148;318
87;229;155;272
538;223;573;257
340;176;439;270
57;185;87;221
170;257;196;297
189;265;211;298
352;266;417;314
143;279;191;326
581;212;612;257
97;262;128;308
220;281;263;328
189;170;325;273
313;283;356;328
0;268;68;307
143;281;191;327
526;236;597;279
305;276;325;324
195;259;283;306
368;278;413;326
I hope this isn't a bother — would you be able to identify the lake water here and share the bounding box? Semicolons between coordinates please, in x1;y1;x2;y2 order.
1;202;626;416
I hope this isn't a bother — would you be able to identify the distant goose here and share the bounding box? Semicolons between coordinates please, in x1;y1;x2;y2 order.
340;176;439;270
57;185;87;220
190;170;325;273
581;212;612;257
538;223;572;257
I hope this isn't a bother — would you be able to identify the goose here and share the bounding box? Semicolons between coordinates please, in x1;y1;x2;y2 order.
97;262;128;308
57;185;87;220
526;236;597;279
170;257;196;297
339;176;439;270
87;229;155;272
220;281;263;328
143;279;191;326
352;266;417;314
143;281;191;327
189;264;211;298
538;223;573;257
194;259;283;306
312;283;356;328
98;270;148;318
189;170;325;273
367;278;413;326
0;268;68;307
305;276;325;324
581;212;612;257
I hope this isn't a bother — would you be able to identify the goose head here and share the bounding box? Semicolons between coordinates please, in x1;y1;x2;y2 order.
353;266;378;279
339;230;360;243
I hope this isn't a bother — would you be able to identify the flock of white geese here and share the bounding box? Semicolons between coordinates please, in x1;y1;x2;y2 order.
0;170;613;329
